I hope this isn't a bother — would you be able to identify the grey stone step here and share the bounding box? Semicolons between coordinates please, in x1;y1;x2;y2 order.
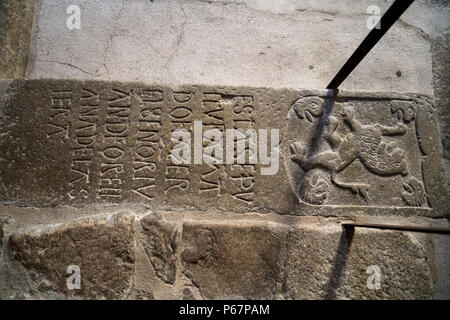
2;208;446;299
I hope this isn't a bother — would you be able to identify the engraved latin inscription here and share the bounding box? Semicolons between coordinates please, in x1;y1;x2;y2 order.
43;85;260;207
1;80;445;217
47;90;72;141
68;88;99;201
131;89;163;200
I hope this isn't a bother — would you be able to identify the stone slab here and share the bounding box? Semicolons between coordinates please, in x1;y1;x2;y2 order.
0;207;447;299
0;79;447;217
0;0;36;78
181;220;287;299
9;212;136;299
180;219;435;299
285;225;434;299
140;212;178;285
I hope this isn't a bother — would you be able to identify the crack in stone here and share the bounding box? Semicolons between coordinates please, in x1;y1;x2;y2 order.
97;1;126;78
164;7;188;75
37;60;95;77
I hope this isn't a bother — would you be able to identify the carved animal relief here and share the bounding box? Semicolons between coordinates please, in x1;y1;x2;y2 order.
0;80;446;217
283;95;440;210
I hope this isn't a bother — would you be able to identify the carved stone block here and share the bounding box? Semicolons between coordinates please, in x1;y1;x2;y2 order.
0;79;446;217
285;225;434;299
9;212;136;299
181;221;287;299
140;212;178;285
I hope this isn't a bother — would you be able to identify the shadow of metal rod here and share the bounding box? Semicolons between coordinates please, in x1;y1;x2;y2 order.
341;221;450;234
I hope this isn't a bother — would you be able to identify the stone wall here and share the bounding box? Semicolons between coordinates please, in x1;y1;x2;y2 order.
0;0;36;78
1;207;447;299
22;0;450;192
0;0;448;300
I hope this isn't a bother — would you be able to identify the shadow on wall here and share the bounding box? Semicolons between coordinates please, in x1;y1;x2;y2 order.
325;226;355;299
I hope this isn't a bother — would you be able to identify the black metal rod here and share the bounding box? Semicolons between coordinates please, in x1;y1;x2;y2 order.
327;0;415;89
342;222;450;234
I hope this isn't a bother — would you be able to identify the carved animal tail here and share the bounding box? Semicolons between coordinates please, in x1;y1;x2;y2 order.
330;173;370;201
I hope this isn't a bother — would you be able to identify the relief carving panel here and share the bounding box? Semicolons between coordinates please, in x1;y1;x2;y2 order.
282;92;447;216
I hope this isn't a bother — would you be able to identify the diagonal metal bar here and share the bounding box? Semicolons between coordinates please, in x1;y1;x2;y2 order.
327;0;415;89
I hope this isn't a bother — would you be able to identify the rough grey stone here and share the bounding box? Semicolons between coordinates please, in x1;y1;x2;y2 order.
0;217;6;251
0;215;36;300
0;260;40;300
0;215;13;255
131;288;154;300
0;206;448;299
0;0;448;301
432;228;450;298
140;212;178;284
282;92;448;216
9;212;136;299
180;287;196;300
431;38;450;194
285;225;434;299
0;0;36;78
23;0;450;189
26;0;438;95
181;221;287;299
0;223;3;249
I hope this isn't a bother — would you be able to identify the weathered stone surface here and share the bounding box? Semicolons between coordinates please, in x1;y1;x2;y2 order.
0;215;13;257
9;212;136;299
431;38;450;195
24;0;450;203
0;79;446;217
0;0;36;78
0;216;7;251
283;92;448;216
0;206;448;299
140;212;178;284
433;232;450;299
285;225;434;299
0;0;447;302
0;215;33;300
27;0;440;95
181;221;287;299
26;1;450;191
0;222;3;248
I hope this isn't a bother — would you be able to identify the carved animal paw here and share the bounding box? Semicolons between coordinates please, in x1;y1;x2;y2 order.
350;184;369;201
323;115;342;147
402;176;427;207
299;171;329;205
290;142;307;167
325;115;339;131
337;104;356;122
